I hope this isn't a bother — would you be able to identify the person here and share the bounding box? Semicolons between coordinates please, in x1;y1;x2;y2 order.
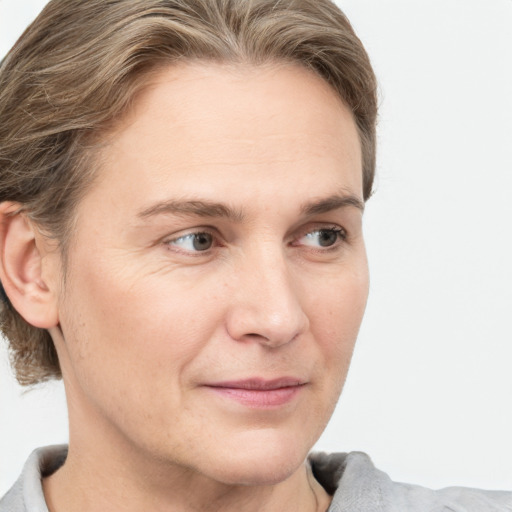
0;1;510;511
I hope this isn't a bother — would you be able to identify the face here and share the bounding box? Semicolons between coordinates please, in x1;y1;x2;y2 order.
50;62;368;485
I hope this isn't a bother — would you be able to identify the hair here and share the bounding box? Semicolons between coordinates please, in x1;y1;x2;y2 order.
0;0;378;386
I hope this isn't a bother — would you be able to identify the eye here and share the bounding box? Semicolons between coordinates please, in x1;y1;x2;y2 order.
298;227;346;248
166;232;214;252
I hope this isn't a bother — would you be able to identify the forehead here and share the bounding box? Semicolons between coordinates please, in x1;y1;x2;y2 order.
83;62;363;219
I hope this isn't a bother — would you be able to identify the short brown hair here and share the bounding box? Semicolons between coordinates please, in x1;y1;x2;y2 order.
0;0;378;385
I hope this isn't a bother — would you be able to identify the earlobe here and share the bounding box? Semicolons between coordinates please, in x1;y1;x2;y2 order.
0;202;60;329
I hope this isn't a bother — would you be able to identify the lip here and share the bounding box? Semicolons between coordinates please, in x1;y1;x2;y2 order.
203;377;307;408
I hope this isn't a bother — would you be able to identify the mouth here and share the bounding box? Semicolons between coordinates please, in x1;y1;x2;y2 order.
203;378;307;408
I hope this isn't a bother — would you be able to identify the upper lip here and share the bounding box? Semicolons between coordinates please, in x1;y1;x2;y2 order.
204;377;306;390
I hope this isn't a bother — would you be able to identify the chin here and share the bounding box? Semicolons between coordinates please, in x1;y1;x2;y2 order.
198;429;311;486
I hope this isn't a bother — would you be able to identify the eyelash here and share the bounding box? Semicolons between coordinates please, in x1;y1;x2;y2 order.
164;225;348;255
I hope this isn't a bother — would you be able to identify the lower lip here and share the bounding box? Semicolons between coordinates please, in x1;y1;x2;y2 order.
205;385;304;408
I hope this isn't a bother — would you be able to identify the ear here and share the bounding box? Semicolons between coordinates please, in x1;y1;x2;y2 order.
0;202;60;329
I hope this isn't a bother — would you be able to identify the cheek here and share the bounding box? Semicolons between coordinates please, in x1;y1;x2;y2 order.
311;263;369;342
307;264;369;386
57;259;222;401
56;266;227;448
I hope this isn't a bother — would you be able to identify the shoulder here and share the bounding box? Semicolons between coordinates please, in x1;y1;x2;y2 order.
309;451;512;512
0;445;67;512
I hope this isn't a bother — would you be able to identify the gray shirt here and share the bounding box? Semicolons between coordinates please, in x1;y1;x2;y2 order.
1;446;511;511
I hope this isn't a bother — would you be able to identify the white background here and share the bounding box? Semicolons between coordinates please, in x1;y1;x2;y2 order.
1;0;511;496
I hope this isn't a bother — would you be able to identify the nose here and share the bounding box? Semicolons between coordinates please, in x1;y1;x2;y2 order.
225;246;309;348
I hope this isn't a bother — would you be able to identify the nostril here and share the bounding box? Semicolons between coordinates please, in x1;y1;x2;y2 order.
241;332;272;343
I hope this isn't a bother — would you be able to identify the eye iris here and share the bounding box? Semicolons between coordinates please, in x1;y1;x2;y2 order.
193;233;213;251
318;230;338;247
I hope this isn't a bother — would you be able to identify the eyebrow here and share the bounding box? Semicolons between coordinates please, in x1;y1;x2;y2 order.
137;192;364;222
137;199;245;222
300;193;365;215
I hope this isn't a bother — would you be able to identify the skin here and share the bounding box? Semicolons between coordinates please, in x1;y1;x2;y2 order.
5;62;369;511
